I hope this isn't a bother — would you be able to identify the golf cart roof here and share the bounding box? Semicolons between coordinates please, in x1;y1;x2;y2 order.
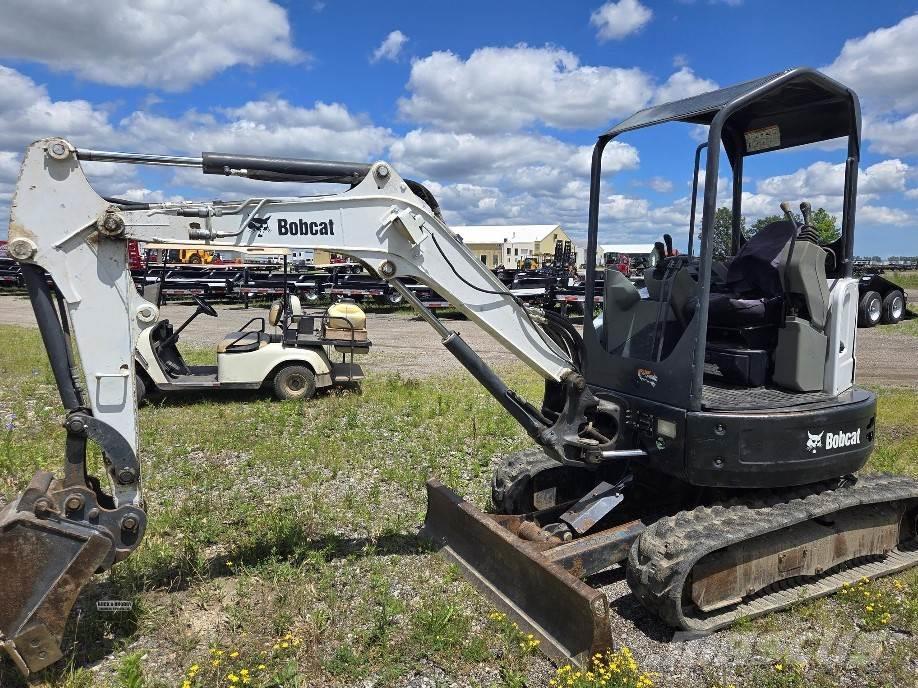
604;67;859;156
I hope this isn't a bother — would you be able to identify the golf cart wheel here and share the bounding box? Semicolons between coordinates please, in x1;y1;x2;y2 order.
135;374;147;405
385;290;404;306
188;253;202;264
858;290;882;327
273;365;317;401
881;290;905;324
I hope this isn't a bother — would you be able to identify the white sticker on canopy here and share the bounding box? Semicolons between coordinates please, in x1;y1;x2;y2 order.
744;125;781;152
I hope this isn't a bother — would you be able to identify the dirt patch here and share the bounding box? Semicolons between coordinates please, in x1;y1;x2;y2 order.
0;295;913;385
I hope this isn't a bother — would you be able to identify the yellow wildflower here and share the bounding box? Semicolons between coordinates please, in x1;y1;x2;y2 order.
229;651;239;658
774;663;783;672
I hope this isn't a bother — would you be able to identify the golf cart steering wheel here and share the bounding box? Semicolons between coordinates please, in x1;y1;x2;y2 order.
193;295;218;317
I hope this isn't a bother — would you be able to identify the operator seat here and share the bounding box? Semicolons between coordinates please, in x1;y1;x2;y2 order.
707;219;830;391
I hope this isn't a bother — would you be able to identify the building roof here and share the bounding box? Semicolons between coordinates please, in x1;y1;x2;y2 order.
452;224;562;245
600;244;654;255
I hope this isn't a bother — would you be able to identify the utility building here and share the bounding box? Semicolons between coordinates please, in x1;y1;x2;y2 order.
453;224;577;269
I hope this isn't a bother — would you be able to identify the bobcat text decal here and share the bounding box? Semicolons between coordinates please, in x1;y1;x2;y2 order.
277;218;335;236
806;428;862;454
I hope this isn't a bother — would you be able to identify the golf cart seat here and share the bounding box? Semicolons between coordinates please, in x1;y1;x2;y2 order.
217;331;271;354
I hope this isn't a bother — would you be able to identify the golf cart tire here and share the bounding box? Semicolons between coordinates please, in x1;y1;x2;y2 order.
858;290;882;327
273;364;317;401
881;290;905;324
135;374;147;405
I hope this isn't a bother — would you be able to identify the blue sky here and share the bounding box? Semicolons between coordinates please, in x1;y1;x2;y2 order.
0;1;916;256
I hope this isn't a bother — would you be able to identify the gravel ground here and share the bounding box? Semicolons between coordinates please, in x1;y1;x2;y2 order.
0;295;913;385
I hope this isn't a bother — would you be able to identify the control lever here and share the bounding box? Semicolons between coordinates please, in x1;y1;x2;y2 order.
799;201;812;227
780;201;800;229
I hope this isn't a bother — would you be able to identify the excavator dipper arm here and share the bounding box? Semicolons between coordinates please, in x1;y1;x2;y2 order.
1;138;619;675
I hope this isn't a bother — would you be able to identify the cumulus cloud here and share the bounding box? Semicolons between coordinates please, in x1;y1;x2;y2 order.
864;113;918;157
123;99;394;162
652;67;718;104
0;0;303;91
590;0;653;42
389;129;637;184
399;46;719;134
824;14;918;113
647;177;674;193
822;14;918;158
371;30;408;63
756;159;910;199
0;66;116;150
399;46;654;132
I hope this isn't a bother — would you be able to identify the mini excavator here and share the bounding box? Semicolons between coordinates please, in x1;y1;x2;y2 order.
2;68;916;675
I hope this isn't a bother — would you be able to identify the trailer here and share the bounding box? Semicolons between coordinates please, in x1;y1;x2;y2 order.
856;272;907;327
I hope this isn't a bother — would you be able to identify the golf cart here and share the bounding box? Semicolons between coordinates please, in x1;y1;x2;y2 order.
135;245;371;401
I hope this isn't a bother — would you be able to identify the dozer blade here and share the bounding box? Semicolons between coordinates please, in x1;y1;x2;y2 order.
0;472;118;676
421;480;615;665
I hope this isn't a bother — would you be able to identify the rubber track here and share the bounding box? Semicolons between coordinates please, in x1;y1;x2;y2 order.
626;473;918;631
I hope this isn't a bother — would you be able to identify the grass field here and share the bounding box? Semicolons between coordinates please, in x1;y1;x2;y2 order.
0;324;915;688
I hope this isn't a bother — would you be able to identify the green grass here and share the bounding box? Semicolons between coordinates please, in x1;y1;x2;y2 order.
0;323;915;688
0;324;543;688
885;270;918;291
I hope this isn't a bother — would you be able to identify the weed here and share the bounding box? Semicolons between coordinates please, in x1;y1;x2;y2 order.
837;575;918;632
115;653;146;688
549;648;654;688
410;602;468;655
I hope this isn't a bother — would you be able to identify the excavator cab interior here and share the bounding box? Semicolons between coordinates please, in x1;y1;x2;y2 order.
581;69;871;489
590;72;858;393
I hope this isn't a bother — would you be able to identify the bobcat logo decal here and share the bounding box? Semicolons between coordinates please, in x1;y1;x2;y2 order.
806;430;824;454
248;215;271;237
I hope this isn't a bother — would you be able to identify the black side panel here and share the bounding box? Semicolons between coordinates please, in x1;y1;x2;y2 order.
684;388;876;488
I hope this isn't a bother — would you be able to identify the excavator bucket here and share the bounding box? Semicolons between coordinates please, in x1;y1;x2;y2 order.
0;472;115;676
422;479;633;665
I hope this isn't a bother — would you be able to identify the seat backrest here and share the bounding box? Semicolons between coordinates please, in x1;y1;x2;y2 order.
268;300;283;327
725;220;796;298
288;295;302;319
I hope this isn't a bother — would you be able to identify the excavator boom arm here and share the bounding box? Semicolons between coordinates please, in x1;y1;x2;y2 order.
1;138;614;676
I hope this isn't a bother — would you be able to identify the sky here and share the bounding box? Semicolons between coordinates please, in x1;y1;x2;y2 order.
0;0;916;257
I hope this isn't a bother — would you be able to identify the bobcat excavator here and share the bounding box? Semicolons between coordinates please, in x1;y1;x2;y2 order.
2;68;917;676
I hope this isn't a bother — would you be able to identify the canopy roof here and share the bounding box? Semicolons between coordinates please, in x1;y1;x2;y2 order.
604;67;859;157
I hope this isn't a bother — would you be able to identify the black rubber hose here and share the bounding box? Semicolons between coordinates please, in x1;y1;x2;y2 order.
21;264;82;410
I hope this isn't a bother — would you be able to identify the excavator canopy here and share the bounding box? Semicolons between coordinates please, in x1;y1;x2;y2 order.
603;67;860;157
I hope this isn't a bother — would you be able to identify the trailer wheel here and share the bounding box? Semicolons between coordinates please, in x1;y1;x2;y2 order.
858;290;882;327
273;365;316;401
881;290;905;324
